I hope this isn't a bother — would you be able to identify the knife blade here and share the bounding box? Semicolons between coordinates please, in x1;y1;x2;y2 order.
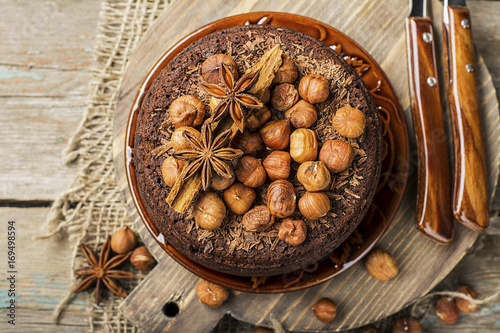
405;0;454;243
443;0;489;232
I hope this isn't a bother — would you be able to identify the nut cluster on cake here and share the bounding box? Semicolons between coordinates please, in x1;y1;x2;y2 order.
158;49;366;247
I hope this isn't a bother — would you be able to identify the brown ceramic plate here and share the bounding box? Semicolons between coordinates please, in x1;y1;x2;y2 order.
125;12;409;293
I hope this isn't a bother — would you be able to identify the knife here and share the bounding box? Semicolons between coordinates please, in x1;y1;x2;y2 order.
405;0;454;243
443;0;489;232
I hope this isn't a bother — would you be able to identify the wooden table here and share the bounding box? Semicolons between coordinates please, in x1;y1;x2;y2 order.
0;0;499;332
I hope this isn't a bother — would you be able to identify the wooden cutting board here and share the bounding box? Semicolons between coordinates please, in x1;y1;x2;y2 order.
112;0;500;331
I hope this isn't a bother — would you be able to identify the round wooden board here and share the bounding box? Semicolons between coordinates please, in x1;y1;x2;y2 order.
113;0;500;332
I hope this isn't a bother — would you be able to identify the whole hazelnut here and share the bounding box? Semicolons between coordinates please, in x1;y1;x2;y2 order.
312;298;337;323
332;106;366;138
364;248;398;281
170;126;201;151
273;54;299;84
261;119;292;150
263;151;291;181
246;106;272;130
297;161;331;191
290;128;318;163
231;129;266;157
271;83;299;111
455;285;478;313
299;74;329;104
392;317;422;333
319;140;355;173
168;95;205;128
261;88;271;104
435;296;459;324
201;54;239;84
298;192;330;220
242;205;275;232
196;279;228;308
235;156;267;188
285;100;318;128
223;183;256;215
162;157;187;187
130;246;156;271
251;327;272;333
267;179;296;218
278;218;307;245
110;226;137;254
211;164;235;191
193;192;226;230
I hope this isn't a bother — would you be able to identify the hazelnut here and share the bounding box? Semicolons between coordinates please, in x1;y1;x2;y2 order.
364;248;398;281
284;100;318;128
196;279;228;308
278;218;307;245
392;317;422;333
319;140;355;173
130;246;156;271
251;327;272;333
201;54;239;84
312;298;337;323
299;74;329;104
297;161;331;191
193;192;226;230
261;87;271;104
332;106;366;138
271;83;299;111
168;95;205;128
161;156;187;187
298;192;330;219
290;129;318;163
223;183;256;215
261;119;291;150
246;106;272;129
231;129;266;157
263;151;291;181
242;205;274;232
211;164;235;191
235;156;267;188
170;126;201;151
435;296;459;324
273;54;299;84
110;226;137;254
267;179;296;218
455;285;478;313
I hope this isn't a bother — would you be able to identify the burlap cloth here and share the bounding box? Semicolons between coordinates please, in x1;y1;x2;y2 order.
43;0;499;332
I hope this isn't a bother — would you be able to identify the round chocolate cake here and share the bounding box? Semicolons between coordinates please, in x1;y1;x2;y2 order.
133;25;383;277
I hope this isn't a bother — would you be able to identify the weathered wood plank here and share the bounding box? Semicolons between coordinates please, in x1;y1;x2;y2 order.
0;207;90;332
0;0;100;201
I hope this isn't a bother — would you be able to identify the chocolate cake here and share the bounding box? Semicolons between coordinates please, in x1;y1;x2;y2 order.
133;25;383;277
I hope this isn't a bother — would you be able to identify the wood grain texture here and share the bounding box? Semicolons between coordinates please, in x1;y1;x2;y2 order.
113;0;500;332
0;0;99;201
406;17;453;243
0;208;90;333
444;5;490;232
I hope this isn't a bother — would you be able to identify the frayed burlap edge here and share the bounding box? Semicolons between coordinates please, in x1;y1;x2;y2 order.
40;0;170;331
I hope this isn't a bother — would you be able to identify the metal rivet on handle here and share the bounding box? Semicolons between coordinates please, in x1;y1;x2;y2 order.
422;32;433;43
466;63;474;72
427;77;437;87
461;19;470;29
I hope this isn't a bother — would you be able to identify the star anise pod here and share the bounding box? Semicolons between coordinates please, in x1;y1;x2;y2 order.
201;63;263;132
73;236;135;304
173;121;243;190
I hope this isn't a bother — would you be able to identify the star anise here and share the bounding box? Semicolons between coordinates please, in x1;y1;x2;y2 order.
73;236;135;304
173;121;243;190
201;63;263;132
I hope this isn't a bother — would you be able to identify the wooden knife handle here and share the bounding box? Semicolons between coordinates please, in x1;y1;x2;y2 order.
443;6;489;232
405;17;453;243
